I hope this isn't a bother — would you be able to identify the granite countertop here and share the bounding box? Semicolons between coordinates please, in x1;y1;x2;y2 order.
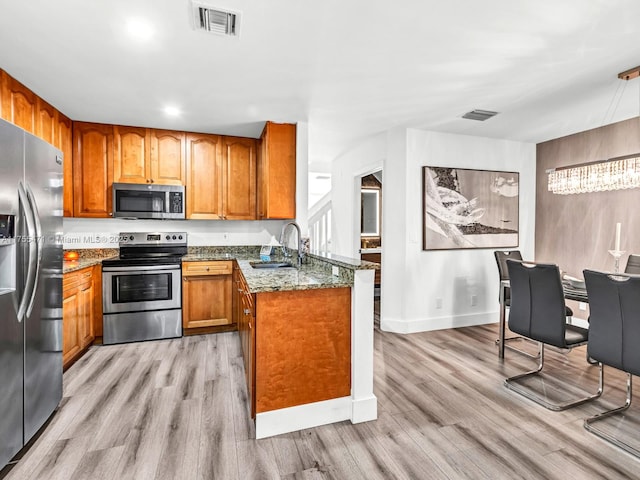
63;248;119;274
183;252;353;293
63;246;378;292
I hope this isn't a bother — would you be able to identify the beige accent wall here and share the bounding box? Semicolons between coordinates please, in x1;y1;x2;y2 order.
536;116;640;314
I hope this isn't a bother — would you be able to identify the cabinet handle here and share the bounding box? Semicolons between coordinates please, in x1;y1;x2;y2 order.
205;266;210;271
83;271;91;277
150;179;154;183
244;309;250;315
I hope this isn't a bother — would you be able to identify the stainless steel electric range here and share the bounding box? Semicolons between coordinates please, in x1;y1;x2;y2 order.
101;232;187;345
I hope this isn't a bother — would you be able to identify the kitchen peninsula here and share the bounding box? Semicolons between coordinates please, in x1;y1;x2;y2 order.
63;246;379;439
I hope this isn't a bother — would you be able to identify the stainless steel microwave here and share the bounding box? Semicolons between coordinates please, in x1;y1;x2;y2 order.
112;183;185;220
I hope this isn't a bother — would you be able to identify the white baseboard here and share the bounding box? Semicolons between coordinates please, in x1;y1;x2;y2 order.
351;395;377;423
255;397;351;439
381;311;495;334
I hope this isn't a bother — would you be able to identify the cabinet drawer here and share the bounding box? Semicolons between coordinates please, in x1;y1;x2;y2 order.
63;267;93;290
182;260;233;276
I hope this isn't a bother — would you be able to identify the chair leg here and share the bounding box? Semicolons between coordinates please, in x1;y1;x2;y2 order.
496;336;541;359
504;344;604;411
584;374;639;458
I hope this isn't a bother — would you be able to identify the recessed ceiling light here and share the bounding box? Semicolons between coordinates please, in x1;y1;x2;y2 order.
126;18;154;41
163;106;181;117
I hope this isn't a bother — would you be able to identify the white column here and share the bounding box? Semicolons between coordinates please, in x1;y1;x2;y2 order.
350;268;378;423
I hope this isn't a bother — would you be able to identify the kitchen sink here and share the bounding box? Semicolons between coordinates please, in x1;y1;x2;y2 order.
249;261;294;269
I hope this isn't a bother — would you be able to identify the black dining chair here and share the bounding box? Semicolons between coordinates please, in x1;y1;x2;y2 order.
624;254;640;274
494;250;536;357
503;260;603;410
583;269;640;458
494;250;572;358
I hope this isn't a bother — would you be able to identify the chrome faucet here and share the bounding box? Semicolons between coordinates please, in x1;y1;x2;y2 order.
279;221;304;267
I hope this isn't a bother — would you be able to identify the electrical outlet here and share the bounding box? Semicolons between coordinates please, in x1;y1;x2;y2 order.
435;297;443;309
470;294;477;306
331;266;339;276
579;302;587;311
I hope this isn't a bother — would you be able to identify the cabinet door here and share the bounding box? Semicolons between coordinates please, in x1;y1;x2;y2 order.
113;126;150;184
36;98;56;145
56;113;74;217
73;122;114;217
1;71;37;134
62;283;81;368
92;265;103;338
150;129;185;185
182;273;232;329
258;122;296;219
78;275;95;350
186;133;222;219
222;136;256;220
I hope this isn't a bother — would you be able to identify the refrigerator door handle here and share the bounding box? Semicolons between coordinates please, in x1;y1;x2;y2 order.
17;181;37;323
25;183;43;318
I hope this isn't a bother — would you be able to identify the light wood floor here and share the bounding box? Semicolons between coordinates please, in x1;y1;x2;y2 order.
3;303;640;479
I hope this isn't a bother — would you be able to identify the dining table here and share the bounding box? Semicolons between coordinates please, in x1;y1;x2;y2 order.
497;279;589;359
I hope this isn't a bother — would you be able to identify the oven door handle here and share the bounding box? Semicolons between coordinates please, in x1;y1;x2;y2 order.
102;264;182;273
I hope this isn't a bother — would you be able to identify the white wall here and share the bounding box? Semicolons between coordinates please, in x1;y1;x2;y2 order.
62;218;286;248
330;127;536;333
331;133;386;257
381;128;536;333
295;121;309;236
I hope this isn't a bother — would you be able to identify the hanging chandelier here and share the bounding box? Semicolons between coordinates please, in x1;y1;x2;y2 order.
547;153;640;194
547;65;640;195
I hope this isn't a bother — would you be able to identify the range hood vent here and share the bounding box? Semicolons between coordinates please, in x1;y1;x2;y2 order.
462;109;499;121
193;3;240;37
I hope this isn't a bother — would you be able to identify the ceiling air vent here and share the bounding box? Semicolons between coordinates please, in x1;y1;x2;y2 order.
193;3;241;37
462;109;499;121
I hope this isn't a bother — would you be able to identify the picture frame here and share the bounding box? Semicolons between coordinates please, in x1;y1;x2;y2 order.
422;166;519;250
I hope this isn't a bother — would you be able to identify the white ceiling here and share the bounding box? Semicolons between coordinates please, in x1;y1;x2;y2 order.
1;0;640;172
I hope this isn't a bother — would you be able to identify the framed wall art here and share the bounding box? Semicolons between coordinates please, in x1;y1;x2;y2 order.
422;166;519;250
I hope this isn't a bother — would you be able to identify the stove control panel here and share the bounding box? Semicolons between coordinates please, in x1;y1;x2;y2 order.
118;232;187;246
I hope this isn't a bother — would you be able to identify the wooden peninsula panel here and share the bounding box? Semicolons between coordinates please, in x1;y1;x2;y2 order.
255;287;351;413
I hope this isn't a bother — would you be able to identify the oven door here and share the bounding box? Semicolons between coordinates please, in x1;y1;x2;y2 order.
102;264;181;314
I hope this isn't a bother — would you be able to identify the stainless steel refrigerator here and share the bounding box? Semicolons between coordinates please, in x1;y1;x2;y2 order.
0;118;63;469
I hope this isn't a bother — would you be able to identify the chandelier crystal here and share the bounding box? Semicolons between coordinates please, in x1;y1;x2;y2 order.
547;153;640;195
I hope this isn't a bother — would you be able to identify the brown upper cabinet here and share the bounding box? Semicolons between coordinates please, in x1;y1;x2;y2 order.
222;136;257;220
1;70;74;216
56;113;74;217
113;126;149;184
113;126;185;185
186;133;257;220
150;129;186;185
1;70;297;221
258;122;296;220
36;98;57;145
186;133;223;219
1;71;37;134
73;122;114;217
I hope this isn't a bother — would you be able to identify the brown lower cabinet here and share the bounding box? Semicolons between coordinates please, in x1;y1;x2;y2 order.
233;262;351;419
234;262;256;417
62;265;102;370
182;261;234;332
